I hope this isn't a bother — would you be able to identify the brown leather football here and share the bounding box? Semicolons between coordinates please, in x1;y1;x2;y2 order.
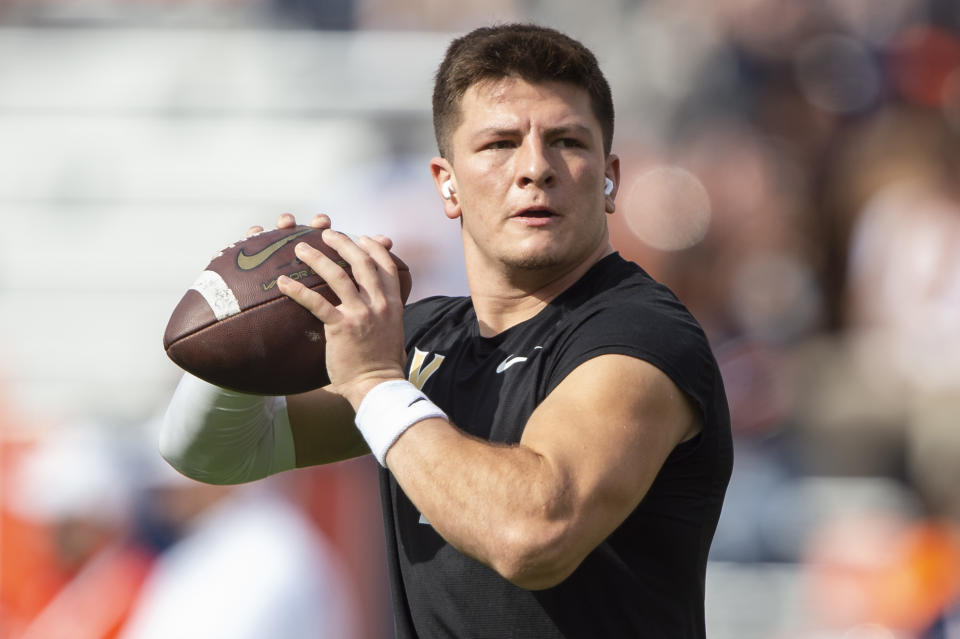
163;225;412;395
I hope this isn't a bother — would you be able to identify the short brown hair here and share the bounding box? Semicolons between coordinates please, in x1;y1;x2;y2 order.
432;24;615;159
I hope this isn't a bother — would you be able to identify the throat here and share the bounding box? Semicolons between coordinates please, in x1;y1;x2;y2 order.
475;296;549;337
471;249;611;337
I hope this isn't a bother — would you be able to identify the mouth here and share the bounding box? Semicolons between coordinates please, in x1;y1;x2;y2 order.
512;206;558;220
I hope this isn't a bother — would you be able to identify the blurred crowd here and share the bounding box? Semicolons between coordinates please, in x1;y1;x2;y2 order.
0;417;386;638
602;2;960;637
2;0;960;638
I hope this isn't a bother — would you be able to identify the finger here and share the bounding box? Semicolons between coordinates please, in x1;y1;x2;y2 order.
309;214;332;230
321;230;393;305
277;274;341;323
356;235;401;296
329;232;402;311
294;240;362;307
370;234;393;250
276;212;296;229
246;225;264;238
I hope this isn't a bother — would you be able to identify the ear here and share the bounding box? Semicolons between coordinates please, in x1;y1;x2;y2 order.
430;157;461;220
604;154;621;214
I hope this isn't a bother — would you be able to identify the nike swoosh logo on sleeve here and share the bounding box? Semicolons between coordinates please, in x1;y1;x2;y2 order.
236;228;314;270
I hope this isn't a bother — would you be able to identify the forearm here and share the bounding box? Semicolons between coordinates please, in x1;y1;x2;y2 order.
385;418;581;589
343;379;586;588
285;390;369;465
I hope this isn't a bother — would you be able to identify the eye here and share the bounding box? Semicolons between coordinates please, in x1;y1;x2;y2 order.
485;140;516;150
555;138;585;149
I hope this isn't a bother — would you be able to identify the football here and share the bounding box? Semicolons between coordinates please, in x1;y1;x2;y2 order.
163;225;412;395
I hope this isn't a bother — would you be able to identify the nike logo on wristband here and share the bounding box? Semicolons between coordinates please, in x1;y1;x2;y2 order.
407;397;427;407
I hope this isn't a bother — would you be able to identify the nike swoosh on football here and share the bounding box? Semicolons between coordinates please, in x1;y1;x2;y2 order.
496;355;528;374
236;228;314;271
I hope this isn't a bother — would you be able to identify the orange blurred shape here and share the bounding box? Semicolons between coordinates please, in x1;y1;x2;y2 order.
1;437;153;639
870;521;960;632
888;25;960;108
807;514;960;634
0;439;65;636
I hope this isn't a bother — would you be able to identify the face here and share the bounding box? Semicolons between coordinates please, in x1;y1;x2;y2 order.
432;78;618;279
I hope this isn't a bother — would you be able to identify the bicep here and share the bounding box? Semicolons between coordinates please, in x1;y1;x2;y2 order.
286;387;370;466
520;354;700;557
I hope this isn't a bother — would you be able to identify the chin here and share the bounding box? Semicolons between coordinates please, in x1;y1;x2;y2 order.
509;236;599;272
514;256;560;270
506;249;568;271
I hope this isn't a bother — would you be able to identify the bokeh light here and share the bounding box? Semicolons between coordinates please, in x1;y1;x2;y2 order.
621;165;711;251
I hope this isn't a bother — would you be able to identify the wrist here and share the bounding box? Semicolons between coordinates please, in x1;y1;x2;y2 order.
339;372;406;411
354;380;447;466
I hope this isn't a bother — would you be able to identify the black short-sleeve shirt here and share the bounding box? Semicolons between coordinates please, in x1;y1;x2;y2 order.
381;253;733;638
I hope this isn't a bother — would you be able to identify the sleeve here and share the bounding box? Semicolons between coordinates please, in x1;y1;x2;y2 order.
544;293;718;423
159;373;296;485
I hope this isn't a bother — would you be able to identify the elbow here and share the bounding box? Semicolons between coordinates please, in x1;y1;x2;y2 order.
490;519;584;591
158;450;243;486
157;429;240;486
158;442;215;485
485;466;590;590
157;427;195;479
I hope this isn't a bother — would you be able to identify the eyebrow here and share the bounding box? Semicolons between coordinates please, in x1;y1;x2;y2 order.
546;124;594;139
472;124;595;140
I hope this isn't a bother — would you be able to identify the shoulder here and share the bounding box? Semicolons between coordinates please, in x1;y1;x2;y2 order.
546;255;723;421
557;253;687;317
555;254;710;360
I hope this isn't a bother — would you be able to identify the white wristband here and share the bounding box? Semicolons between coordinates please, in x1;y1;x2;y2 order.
354;380;447;466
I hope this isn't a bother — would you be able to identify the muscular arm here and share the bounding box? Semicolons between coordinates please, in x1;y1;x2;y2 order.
385;353;701;590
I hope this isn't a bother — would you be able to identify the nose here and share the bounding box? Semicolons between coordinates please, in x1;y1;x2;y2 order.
515;136;555;190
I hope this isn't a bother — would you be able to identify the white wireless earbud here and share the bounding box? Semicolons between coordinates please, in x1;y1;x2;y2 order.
441;179;454;199
604;177;614;196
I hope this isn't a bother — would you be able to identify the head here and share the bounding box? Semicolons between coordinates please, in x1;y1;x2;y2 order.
433;24;614;161
428;26;620;283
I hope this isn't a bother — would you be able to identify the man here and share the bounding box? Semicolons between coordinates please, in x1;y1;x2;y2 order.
161;24;733;638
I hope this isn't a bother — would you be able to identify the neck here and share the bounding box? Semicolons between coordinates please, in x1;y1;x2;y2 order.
468;242;613;337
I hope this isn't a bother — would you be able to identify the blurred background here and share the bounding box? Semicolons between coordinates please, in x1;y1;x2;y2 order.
1;0;960;637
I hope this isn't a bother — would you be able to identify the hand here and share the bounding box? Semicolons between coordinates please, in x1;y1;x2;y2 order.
277;228;406;409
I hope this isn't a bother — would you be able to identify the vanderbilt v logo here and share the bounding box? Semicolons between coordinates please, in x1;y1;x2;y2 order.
408;348;445;390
